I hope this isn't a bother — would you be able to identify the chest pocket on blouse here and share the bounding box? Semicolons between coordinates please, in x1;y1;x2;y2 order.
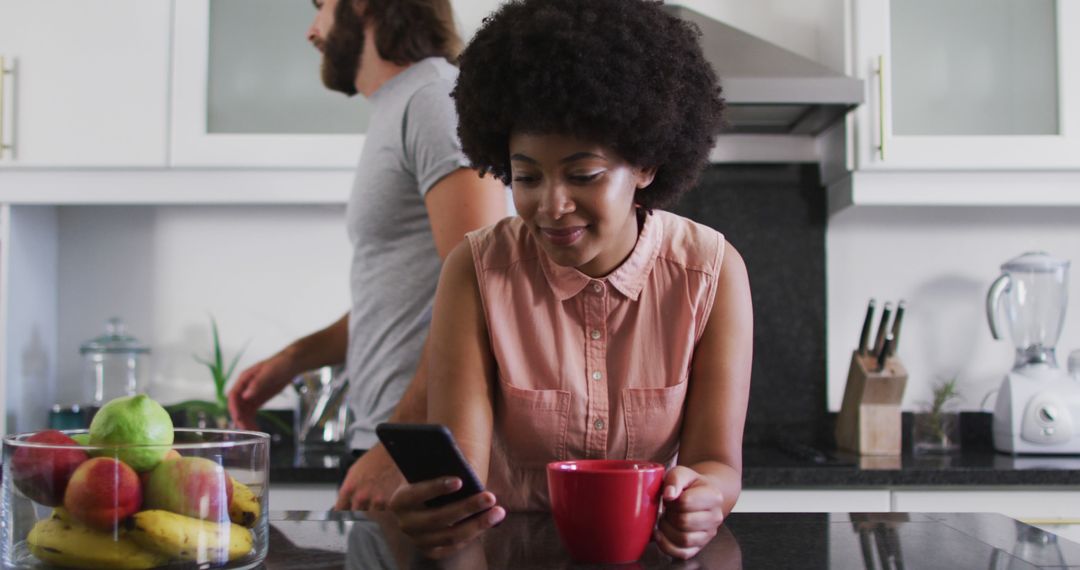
623;381;689;462
496;382;571;467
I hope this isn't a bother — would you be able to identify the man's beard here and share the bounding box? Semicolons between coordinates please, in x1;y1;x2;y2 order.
320;0;365;96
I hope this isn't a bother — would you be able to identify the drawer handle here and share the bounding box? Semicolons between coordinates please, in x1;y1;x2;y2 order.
875;54;886;161
0;55;13;160
1020;518;1080;525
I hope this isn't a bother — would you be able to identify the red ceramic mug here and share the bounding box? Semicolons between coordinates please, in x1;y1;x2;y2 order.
546;460;665;564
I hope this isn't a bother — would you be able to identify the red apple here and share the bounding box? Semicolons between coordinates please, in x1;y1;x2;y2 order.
11;430;89;507
144;456;233;521
139;449;181;488
63;457;142;529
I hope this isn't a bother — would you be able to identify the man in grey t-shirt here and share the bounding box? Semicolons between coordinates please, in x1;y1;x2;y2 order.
227;0;506;510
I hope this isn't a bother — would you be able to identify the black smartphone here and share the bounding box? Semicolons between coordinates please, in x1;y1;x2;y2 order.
375;422;485;508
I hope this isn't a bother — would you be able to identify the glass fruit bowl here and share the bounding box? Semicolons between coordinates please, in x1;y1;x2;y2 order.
1;428;270;569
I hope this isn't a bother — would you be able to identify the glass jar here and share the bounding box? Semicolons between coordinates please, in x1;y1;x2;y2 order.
912;410;961;455
1;428;269;569
80;317;150;405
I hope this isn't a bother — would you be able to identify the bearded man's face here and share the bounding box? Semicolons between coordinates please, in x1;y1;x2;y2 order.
313;0;365;96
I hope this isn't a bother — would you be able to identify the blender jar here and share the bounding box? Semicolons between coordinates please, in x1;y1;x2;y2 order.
79;317;150;405
986;251;1070;368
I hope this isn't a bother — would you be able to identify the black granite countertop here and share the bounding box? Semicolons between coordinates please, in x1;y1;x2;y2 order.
271;444;349;484
261;510;1080;568
269;413;1080;488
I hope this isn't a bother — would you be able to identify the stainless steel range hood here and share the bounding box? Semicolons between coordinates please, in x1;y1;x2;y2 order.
665;5;864;136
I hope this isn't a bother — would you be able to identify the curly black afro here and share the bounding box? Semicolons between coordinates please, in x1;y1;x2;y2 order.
452;0;724;210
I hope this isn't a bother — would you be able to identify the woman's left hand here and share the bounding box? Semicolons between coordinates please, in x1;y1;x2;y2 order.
654;466;725;559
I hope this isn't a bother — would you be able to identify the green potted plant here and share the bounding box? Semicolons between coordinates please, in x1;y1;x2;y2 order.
912;377;961;454
167;317;290;435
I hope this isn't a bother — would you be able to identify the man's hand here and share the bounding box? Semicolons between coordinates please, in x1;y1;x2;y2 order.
335;444;406;511
227;353;297;430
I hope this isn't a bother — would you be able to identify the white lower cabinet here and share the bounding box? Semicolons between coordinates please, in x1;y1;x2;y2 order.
736;490;891;513
891;489;1080;544
269;483;340;512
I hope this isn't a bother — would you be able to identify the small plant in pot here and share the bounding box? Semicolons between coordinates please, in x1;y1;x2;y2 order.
913;377;962;454
167;317;290;436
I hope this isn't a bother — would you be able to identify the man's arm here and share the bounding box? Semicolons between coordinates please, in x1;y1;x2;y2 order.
424;168;508;258
228;313;349;430
335;168;506;510
279;312;350;372
390;168;504;418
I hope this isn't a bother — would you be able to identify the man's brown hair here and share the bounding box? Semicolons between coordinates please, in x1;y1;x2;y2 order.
362;0;462;65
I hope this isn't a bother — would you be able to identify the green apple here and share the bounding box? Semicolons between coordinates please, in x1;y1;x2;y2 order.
88;395;174;472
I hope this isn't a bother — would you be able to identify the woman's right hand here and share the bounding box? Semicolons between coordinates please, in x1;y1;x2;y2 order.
227;353;296;430
389;477;506;559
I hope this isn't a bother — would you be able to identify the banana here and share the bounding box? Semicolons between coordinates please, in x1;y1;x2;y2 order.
27;516;167;569
229;477;262;528
49;506;76;524
128;509;253;564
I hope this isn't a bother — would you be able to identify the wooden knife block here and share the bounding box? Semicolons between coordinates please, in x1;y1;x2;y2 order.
835;351;908;456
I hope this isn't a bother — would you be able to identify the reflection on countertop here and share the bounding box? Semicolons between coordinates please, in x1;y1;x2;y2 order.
260;511;1080;569
271;442;348;484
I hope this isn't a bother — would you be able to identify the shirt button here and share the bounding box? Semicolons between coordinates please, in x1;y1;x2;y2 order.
590;329;602;340
592;282;603;293
591;371;602;381
594;419;605;430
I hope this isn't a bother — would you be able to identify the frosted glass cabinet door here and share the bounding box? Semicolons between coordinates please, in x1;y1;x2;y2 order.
0;0;170;167
853;0;1080;169
171;0;368;167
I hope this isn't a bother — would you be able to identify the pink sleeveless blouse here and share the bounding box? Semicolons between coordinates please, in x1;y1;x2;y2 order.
466;210;725;511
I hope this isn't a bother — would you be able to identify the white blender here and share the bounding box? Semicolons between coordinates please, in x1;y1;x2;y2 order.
987;251;1080;454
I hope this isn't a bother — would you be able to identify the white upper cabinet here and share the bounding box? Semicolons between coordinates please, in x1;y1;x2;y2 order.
171;0;368;167
0;0;170;167
853;0;1080;169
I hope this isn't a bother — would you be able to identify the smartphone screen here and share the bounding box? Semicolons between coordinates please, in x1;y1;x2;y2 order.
375;423;485;508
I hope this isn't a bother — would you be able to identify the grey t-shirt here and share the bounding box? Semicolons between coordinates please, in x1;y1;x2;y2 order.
344;57;470;450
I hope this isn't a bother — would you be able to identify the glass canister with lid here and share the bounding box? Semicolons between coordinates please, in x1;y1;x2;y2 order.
79;317;150;405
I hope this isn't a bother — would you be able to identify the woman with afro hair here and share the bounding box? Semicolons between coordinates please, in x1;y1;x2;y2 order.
389;0;752;560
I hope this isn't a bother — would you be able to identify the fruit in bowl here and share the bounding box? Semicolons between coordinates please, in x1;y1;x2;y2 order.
88;394;174;472
63;457;142;530
144;456;233;521
10;430;89;507
228;476;262;527
4;394;270;569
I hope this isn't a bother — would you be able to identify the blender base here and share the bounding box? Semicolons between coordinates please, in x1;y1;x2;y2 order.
993;365;1080;455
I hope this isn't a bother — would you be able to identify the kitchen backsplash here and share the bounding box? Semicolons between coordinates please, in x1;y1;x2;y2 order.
673;164;828;443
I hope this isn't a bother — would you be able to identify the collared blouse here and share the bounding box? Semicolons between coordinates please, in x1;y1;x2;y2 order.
465;210;725;511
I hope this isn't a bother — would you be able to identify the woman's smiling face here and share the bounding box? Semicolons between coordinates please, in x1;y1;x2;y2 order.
509;132;655;277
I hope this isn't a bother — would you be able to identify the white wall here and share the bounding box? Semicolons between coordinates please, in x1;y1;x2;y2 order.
827;206;1080;412
4;207;59;433
55;206;350;411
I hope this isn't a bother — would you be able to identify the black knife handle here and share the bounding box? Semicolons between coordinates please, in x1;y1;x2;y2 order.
858;299;876;355
888;300;906;357
877;333;894;371
873;302;893;357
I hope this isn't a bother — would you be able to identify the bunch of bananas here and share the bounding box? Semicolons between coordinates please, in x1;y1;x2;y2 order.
26;477;262;569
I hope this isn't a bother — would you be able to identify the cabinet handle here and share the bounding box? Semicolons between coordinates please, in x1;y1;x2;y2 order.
1020;518;1080;525
875;54;886;161
0;55;12;160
